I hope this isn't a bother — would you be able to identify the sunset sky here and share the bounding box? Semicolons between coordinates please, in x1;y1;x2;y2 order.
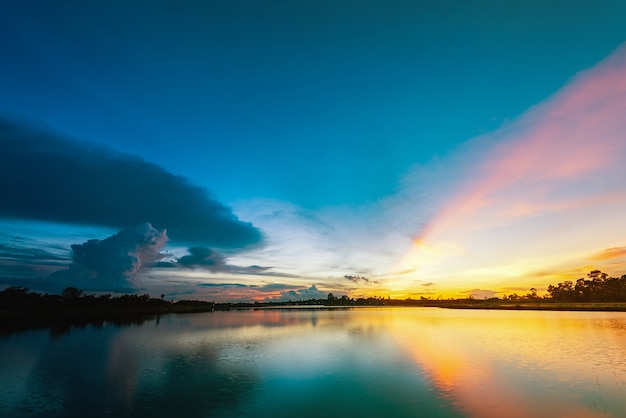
2;1;626;301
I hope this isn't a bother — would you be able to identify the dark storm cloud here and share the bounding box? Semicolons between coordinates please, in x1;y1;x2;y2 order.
178;247;227;270
52;223;167;292
0;117;263;248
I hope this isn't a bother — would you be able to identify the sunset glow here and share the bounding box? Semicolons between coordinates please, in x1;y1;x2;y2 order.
4;4;626;418
387;45;626;298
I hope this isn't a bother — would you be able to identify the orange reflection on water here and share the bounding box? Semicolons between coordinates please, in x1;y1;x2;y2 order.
382;308;625;418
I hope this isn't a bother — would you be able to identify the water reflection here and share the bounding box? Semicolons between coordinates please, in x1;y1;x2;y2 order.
386;309;626;418
1;308;625;417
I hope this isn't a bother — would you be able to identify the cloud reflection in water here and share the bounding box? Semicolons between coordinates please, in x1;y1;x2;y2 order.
1;309;626;417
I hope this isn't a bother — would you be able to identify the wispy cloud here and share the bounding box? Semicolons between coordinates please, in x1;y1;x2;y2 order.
231;198;416;283
0;234;71;282
420;45;626;236
230;43;626;299
0;243;68;265
588;247;626;261
198;283;248;288
45;42;623;301
344;275;378;286
395;43;626;287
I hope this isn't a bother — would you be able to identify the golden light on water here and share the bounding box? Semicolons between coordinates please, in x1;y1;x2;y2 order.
383;309;626;418
4;307;626;417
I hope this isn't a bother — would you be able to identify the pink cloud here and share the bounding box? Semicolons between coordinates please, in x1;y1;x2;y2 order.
419;43;626;240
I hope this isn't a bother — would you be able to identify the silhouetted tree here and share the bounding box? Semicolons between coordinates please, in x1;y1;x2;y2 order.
547;271;626;302
525;288;538;299
547;281;576;301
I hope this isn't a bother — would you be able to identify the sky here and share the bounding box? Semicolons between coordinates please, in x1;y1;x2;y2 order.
2;0;626;301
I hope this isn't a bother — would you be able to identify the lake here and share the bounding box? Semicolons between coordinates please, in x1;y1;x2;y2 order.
1;308;626;417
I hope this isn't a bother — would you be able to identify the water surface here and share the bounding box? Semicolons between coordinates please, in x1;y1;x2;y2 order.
2;308;626;417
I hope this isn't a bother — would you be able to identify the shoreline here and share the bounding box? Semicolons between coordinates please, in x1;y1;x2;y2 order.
434;302;626;312
3;301;626;334
253;302;626;312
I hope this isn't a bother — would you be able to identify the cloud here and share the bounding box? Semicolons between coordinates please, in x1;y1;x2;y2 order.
589;247;626;261
0;243;68;266
198;283;248;288
232;198;414;281
272;285;327;302
394;43;626;284
52;223;167;292
178;247;227;271
237;269;298;278
250;283;303;291
416;47;626;237
172;246;277;276
0;234;71;283
185;282;308;303
344;275;378;285
0;117;262;248
151;261;178;268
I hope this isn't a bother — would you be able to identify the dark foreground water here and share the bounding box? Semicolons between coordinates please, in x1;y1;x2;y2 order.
1;308;626;418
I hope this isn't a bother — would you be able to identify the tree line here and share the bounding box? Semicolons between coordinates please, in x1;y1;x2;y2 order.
2;269;626;313
546;270;626;302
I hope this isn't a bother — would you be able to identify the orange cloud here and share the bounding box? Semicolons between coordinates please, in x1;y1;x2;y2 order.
589;247;626;261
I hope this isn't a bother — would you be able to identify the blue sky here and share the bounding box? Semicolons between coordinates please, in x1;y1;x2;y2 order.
2;1;626;301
